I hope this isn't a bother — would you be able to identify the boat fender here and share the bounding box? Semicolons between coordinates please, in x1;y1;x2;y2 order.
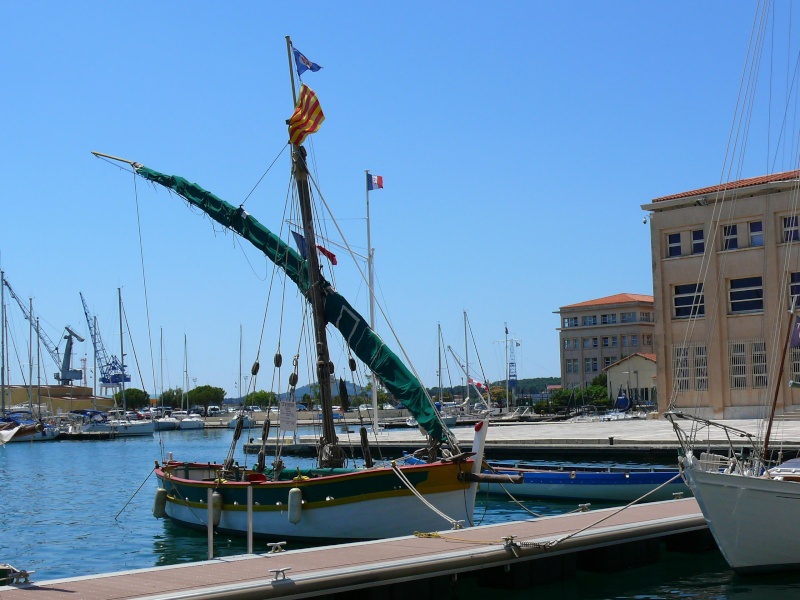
211;491;223;527
288;487;302;524
153;487;168;519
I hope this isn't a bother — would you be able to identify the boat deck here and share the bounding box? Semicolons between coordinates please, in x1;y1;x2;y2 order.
0;498;706;599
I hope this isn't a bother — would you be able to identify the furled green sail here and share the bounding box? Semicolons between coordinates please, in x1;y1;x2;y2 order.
135;165;444;442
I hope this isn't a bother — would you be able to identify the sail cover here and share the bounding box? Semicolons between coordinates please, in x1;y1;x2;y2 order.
135;166;445;441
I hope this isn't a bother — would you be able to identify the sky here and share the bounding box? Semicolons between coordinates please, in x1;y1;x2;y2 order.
0;1;794;399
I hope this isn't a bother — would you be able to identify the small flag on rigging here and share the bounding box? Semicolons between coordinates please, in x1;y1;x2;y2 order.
288;84;325;146
367;174;384;191
291;231;337;266
293;48;322;77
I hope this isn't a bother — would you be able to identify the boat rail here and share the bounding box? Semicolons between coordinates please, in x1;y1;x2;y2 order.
664;410;769;473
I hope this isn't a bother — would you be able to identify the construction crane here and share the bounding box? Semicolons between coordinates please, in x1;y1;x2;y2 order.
1;273;84;385
79;292;129;395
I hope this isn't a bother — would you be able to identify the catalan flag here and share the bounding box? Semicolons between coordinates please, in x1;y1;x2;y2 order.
288;84;325;146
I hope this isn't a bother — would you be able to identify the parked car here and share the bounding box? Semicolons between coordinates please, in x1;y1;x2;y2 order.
207;405;221;417
296;404;307;411
188;405;206;417
246;406;263;412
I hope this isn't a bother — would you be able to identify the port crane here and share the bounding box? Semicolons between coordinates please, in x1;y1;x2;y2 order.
1;273;84;385
79;292;129;395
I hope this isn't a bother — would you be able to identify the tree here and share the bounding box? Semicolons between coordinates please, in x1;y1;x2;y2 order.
246;390;276;407
187;385;225;409
159;387;183;408
113;387;150;409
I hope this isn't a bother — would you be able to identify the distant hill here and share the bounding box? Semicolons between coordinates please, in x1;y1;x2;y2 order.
224;381;365;405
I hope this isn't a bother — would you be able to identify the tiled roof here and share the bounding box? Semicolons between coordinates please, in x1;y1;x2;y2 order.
653;170;800;203
604;352;657;370
561;293;654;309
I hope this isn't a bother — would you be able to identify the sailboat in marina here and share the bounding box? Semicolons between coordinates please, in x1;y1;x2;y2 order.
72;289;153;437
662;3;800;574
175;336;204;431
95;38;488;541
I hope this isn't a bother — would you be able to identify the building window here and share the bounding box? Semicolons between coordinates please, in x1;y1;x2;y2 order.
790;272;800;307
591;337;598;348
674;283;705;318
621;335;628;347
639;312;653;322
563;339;571;350
602;337;610;348
752;341;767;388
693;345;708;391
692;229;705;254
643;334;653;346
667;233;682;257
621;312;637;323
672;345;690;392
582;315;597;326
631;334;639;347
792;348;800;382
611;336;618;347
729;276;763;313
749;221;763;247
603;356;612;368
584;358;598;373
601;313;617;324
563;317;578;328
729;341;747;389
566;359;579;374
582;338;591;349
723;224;738;250
784;216;799;243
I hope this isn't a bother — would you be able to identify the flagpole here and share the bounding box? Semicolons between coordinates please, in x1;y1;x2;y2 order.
285;36;298;105
505;322;509;415
366;170;378;432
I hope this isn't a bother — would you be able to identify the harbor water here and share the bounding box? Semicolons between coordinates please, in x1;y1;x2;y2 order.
2;425;799;598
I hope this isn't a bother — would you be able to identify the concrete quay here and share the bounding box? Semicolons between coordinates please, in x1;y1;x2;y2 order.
242;416;800;461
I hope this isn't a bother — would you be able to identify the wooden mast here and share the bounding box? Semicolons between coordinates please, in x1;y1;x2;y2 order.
285;36;343;468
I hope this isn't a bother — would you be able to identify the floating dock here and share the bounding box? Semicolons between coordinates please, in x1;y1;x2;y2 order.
0;498;709;599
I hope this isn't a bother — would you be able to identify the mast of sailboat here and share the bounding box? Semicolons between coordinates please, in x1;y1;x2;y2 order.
438;323;442;405
118;288;126;413
464;310;468;405
366;169;379;432
285;36;342;467
36;317;41;419
505;322;509;413
28;299;33;412
763;297;798;458
0;270;5;416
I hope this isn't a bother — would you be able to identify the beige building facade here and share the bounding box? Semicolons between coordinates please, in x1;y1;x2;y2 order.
642;170;800;418
604;353;657;410
557;293;655;392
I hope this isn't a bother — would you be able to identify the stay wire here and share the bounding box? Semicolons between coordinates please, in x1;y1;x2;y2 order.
131;169;158;397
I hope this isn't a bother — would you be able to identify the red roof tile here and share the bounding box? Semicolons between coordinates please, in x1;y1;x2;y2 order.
653;170;800;203
561;293;654;309
603;353;657;370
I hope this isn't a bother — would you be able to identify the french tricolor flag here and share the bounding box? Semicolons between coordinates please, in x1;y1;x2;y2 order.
367;174;384;191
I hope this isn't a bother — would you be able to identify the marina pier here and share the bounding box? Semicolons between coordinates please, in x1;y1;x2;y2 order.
0;498;707;599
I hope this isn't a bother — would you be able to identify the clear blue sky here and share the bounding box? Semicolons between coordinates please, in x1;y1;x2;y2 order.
0;2;789;398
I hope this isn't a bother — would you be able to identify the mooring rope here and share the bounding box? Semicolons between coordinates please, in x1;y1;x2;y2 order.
390;462;462;529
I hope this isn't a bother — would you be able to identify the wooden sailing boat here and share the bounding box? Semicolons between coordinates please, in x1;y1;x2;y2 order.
663;4;800;574
95;37;488;541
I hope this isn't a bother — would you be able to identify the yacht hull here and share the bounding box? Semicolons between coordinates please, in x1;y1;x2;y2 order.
684;458;800;573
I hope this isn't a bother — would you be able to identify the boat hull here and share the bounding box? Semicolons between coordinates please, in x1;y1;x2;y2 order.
79;419;154;437
4;426;61;442
155;460;477;541
684;458;800;573
484;468;689;502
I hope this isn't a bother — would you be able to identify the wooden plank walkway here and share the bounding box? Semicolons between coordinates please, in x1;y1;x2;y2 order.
0;498;706;600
